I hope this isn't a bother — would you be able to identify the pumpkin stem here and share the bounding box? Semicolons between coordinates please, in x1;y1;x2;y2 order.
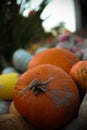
19;78;51;96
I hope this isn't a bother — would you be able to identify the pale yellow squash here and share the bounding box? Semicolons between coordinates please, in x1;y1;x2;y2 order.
0;73;19;100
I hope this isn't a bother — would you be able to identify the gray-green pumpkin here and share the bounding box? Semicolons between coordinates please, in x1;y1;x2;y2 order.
12;49;33;72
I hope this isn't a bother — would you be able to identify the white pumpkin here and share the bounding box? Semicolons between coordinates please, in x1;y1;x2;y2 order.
12;49;33;72
56;41;74;50
82;49;87;60
34;47;48;54
61;118;78;130
78;94;87;130
1;67;17;74
0;100;11;115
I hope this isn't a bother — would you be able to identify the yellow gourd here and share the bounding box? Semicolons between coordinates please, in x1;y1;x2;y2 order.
0;73;19;100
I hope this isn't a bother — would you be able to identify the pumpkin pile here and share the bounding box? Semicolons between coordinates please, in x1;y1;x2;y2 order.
13;64;80;129
0;47;87;130
70;60;87;92
27;48;79;73
55;33;87;60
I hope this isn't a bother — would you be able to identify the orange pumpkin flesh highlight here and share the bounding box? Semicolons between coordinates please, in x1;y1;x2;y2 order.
27;48;79;73
69;60;87;93
13;64;80;129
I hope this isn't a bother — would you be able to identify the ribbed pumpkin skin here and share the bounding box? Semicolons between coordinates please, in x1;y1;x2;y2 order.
69;60;87;93
27;48;79;73
13;64;80;130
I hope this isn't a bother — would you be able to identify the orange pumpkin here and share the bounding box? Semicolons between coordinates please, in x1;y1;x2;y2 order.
9;101;20;116
13;64;80;130
69;60;87;93
27;48;79;73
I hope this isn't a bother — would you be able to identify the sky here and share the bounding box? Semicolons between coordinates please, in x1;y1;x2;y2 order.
41;0;76;32
20;0;76;32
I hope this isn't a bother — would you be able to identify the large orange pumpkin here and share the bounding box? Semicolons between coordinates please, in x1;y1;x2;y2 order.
13;64;80;130
69;60;87;93
27;48;79;73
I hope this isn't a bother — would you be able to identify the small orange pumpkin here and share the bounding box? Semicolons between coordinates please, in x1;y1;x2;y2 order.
13;64;80;130
69;60;87;94
27;48;79;73
9;101;20;116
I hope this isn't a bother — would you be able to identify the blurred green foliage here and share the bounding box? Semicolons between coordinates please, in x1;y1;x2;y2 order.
0;0;52;62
